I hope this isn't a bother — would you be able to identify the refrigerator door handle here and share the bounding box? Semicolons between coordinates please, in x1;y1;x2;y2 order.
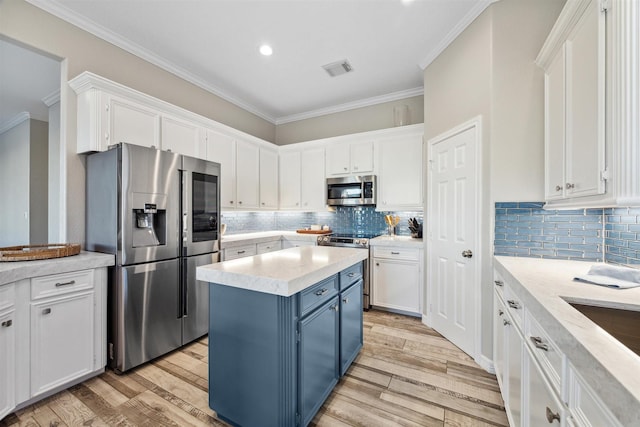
181;258;188;318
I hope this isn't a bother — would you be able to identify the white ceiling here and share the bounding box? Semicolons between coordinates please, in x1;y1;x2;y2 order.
26;0;494;124
0;39;61;133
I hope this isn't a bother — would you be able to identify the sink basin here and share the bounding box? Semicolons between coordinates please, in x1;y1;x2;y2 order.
567;301;640;357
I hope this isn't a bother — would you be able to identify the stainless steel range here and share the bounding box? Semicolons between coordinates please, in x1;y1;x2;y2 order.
317;233;377;310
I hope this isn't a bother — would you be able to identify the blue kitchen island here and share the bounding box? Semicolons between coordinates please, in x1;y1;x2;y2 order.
196;246;368;427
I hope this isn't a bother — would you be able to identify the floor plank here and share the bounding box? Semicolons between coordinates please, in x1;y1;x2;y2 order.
2;309;506;427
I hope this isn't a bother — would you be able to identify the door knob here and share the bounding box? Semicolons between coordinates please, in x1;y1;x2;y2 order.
462;250;473;258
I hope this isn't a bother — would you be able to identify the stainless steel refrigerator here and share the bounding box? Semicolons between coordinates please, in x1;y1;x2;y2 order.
86;143;220;373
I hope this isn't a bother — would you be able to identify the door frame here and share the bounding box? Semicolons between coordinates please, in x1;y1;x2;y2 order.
423;115;483;362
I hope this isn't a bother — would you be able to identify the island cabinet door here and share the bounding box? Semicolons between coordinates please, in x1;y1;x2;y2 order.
299;296;339;427
340;279;363;376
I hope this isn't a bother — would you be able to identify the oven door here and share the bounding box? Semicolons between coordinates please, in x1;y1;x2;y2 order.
181;156;221;257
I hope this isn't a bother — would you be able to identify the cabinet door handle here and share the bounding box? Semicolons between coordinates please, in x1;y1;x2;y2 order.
55;280;76;287
375;262;380;266
555;185;562;192
498;309;504;316
42;308;52;315
503;319;511;326
343;297;349;304
315;288;329;296
507;300;520;309
391;251;400;255
237;250;245;254
494;280;504;287
545;407;560;423
530;336;549;351
1;319;12;328
331;305;339;312
565;183;575;190
230;200;234;204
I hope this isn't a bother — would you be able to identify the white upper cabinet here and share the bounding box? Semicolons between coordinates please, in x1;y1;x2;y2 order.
279;150;301;210
279;146;326;211
537;0;640;207
206;130;236;209
235;139;260;209
326;140;374;177
301;147;326;211
377;132;423;211
160;114;205;158
259;147;279;210
109;96;160;149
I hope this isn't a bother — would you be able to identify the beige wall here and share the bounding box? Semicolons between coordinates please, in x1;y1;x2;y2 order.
276;96;424;145
423;0;564;360
29;119;49;244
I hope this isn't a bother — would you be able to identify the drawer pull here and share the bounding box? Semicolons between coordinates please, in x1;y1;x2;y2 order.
1;319;12;328
347;272;355;277
507;300;521;309
315;288;329;296
42;308;52;315
494;280;504;287
502;319;511;326
55;280;76;287
391;251;400;255
498;309;504;316
237;250;245;254
545;407;560;423
530;336;549;351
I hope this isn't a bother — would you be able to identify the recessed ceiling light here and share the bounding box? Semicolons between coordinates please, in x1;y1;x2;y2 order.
402;0;415;4
259;44;273;56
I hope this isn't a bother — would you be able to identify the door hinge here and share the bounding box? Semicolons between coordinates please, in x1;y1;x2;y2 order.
601;0;610;12
600;167;610;182
109;342;114;360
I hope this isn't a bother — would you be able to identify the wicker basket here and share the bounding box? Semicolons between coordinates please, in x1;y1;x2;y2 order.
0;243;81;262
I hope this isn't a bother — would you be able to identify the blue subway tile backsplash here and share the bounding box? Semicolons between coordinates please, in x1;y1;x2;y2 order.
494;202;603;261
222;207;423;238
494;202;640;265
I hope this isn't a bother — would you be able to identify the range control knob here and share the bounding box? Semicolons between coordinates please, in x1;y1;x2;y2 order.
354;239;360;245
322;236;330;242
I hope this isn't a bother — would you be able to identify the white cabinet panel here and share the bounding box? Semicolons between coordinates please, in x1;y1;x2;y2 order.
506;314;523;427
0;284;15;421
568;364;623;427
279;151;301;209
235;140;259;209
300;147;326;211
493;293;506;390
326;143;350;176
544;49;566;201
160;115;205;158
372;257;420;315
30;291;94;397
524;349;564;427
110;97;160;148
377;135;423;210
326;141;373;177
259;148;279;209
350;141;374;174
207;130;236;209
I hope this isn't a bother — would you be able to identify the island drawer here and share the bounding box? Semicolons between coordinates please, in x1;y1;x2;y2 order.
340;262;363;290
300;275;339;317
31;270;94;300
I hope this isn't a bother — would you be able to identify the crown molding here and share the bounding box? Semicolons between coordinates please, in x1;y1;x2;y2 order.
419;0;497;70
275;87;424;125
0;112;30;134
42;89;61;106
25;0;276;123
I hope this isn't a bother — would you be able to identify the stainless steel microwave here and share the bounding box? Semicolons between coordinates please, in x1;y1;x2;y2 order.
326;175;376;206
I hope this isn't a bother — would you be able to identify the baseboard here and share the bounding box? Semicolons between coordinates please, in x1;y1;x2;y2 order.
476;354;495;374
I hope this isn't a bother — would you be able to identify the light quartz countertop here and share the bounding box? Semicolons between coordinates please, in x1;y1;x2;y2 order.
221;230;320;248
494;256;640;425
370;235;423;248
0;251;115;286
197;246;368;297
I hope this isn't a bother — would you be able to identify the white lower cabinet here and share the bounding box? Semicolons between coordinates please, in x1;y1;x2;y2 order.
371;246;422;315
0;268;106;419
281;238;316;249
256;240;282;254
494;268;623;427
223;244;258;261
0;284;16;420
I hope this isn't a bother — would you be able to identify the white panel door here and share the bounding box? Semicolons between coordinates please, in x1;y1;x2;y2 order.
372;259;420;314
428;121;478;357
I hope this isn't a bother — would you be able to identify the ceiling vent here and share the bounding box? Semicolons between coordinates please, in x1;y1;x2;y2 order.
322;60;353;77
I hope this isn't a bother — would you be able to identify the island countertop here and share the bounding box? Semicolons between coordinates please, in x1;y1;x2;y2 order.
196;246;368;297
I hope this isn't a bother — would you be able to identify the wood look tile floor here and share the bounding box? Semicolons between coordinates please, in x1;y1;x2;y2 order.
1;310;508;427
